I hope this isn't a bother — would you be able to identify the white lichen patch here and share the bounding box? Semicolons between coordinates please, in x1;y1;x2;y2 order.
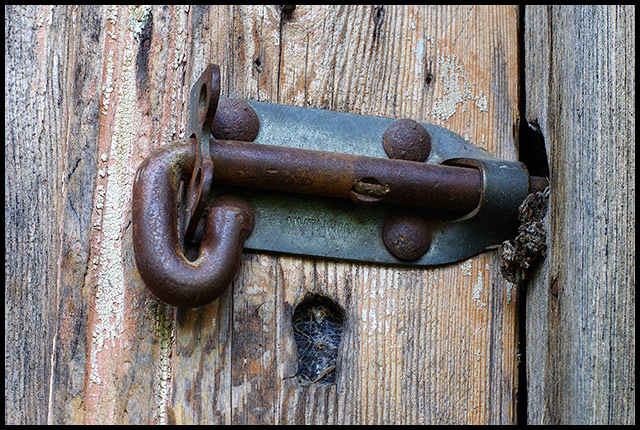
172;6;189;70
152;303;174;425
36;6;53;28
101;51;115;116
460;259;472;277
128;5;152;39
368;308;378;334
412;38;425;76
162;6;190;144
93;185;106;225
89;29;139;387
471;270;487;307
107;5;118;26
432;54;489;122
477;134;488;150
475;90;488;112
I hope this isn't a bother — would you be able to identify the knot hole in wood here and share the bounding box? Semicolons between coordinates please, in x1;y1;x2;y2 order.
292;294;345;385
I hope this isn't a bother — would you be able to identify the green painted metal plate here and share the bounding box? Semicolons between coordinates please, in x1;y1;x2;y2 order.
212;100;529;266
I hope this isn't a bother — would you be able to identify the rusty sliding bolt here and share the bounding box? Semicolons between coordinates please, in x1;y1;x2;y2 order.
205;138;547;214
133;136;548;308
133;137;547;307
132;63;549;308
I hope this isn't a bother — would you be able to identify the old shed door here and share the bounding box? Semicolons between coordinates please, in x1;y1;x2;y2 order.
6;5;521;425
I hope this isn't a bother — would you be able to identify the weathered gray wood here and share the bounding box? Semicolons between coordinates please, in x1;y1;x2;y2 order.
5;5;79;424
6;5;524;424
524;5;635;424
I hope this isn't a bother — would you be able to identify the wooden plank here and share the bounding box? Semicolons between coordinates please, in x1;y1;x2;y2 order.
171;5;521;425
81;6;197;425
5;5;86;424
5;5;523;424
45;6;107;425
6;6;204;425
524;5;635;424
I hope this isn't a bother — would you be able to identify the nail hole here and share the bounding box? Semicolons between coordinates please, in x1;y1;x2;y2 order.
253;56;263;73
293;294;345;385
372;5;385;42
279;5;296;16
425;69;433;85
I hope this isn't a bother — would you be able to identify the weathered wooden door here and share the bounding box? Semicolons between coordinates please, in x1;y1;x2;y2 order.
5;5;633;425
5;5;521;424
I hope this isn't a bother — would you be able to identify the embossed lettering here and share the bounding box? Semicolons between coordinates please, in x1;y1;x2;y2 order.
286;216;351;239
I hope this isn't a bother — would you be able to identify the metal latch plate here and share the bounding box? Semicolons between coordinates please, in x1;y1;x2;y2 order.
211;100;529;266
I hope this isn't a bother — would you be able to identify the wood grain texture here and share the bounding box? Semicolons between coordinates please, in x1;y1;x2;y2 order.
5;5;522;424
170;5;521;425
5;5;89;424
524;5;635;424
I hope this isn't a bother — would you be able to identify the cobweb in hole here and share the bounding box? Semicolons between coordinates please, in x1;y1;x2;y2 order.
292;295;344;385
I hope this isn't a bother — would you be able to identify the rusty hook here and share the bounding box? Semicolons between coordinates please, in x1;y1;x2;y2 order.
132;142;254;308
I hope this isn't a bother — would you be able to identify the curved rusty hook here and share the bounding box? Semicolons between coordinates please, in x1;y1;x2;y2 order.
132;142;254;308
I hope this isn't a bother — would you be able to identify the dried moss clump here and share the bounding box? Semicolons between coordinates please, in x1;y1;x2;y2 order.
500;187;550;285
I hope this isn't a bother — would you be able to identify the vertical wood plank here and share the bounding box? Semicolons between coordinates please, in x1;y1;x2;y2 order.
5;5;85;424
277;6;520;424
46;5;107;425
5;5;525;425
524;5;635;425
81;6;198;425
171;5;521;424
5;4;56;424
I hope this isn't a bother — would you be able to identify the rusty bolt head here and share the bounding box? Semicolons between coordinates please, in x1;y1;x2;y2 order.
212;99;260;142
382;213;432;260
382;119;431;162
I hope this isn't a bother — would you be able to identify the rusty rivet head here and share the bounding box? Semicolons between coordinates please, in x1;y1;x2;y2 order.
212;99;260;142
382;213;432;260
382;119;431;162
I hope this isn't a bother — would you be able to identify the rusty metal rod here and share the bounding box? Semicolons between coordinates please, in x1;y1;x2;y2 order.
208;139;548;214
